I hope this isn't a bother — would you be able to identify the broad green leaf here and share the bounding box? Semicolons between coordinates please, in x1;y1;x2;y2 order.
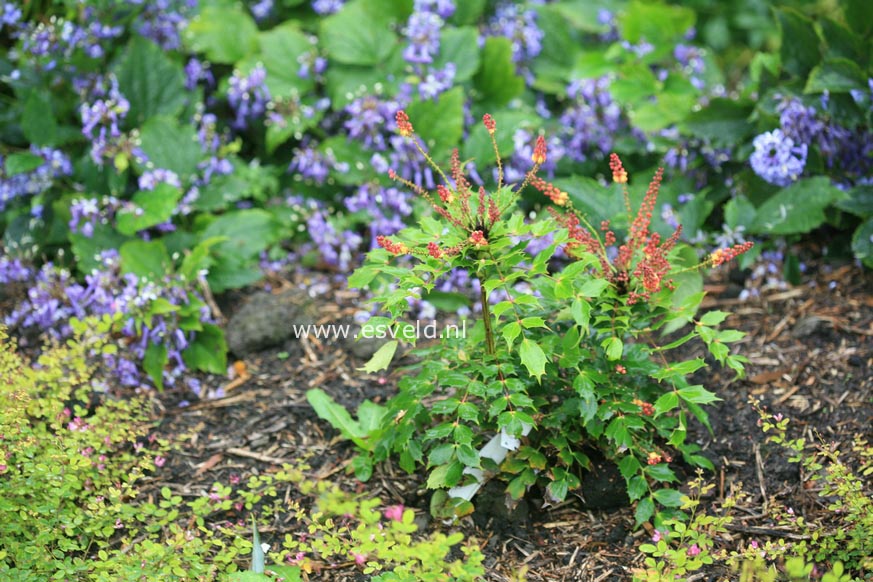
602;336;623;361
473;37;524;107
634;497;655;527
306;388;369;448
70;225;127;275
851;218;873;268
502;321;521;348
579;278;609;298
138;116;202;177
805;58;866;94
182;324;227;375
203;209;280;259
698;311;728;326
619;1;695;52
4;152;44;176
679;98;754;147
435;27;480;82
777;8;821;78
571;298;591;328
357;400;387;433
519;338;547;381
749;178;847;235
405;87;465;157
143;342;168;391
255;24;315;97
677;385;720;405
652;487;684;506
723;196;756;230
119;239;170;280
115;184;182;236
22;91;58;146
114;37;187;125
320;0;396;65
357;340;398;373
184;5;258;64
653;392;679;417
180;236;225;281
836;185;873;218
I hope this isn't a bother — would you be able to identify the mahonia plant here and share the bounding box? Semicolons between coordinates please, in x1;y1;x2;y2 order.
347;111;753;525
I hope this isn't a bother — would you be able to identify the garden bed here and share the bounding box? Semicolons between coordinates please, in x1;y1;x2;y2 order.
143;261;872;581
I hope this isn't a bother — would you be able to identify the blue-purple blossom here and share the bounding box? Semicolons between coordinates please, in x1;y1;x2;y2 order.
778;98;822;145
250;0;274;21
343;96;401;151
132;0;196;51
750;129;807;187
0;147;72;212
227;65;271;130
0;256;31;283
403;11;443;64
185;58;215;91
139;169;182;191
674;44;706;89
312;0;345;14
486;3;544;63
79;75;133;164
0;2;22;31
419;63;456;100
306;210;362;271
345;184;412;247
414;0;455;18
288;141;349;184
559;77;624;162
298;50;327;80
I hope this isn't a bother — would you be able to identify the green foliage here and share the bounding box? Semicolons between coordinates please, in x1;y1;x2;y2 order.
337;114;752;524
0;321;236;580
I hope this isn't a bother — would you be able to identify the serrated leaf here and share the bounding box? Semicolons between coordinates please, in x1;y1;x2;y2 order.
114;37;187;125
137;116;201;177
119;239;170;280
652;487;684;506
634;497;655;526
357;340;398;373
184;5;258;64
502;321;521;348
677;385;720;405
519;338;547;380
602;336;623;360
306;388;370;448
653;392;679;417
804;58;866;94
320;0;396;65
182;323;227;375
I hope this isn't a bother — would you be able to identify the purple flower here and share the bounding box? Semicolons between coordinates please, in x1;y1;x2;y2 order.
79;75;132;164
288;141;349;184
778;98;822;145
312;0;345;14
185;58;215;91
415;0;455;18
486;3;544;63
250;0;273;20
344;96;401;151
750;129;807;187
134;0;196;51
403;11;443;64
559;77;624;162
139;169;181;191
227;65;271;130
1;2;22;30
419;63;456;100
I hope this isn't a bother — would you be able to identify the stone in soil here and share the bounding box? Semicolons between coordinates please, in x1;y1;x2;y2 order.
226;288;318;356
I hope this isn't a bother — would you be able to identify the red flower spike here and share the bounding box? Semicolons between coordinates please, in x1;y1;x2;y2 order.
477;186;486;222
487;197;500;226
427;241;443;259
529;175;568;206
395;110;414;137
437;184;453;204
388;169;397;180
483;114;496;134
376;235;408;256
609;153;628;184
532;135;547;165
710;241;754;266
469;230;487;247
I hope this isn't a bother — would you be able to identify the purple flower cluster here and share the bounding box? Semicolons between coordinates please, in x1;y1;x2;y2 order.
673;44;706;90
79;75;138;165
131;0;197;51
312;0;345;15
750;129;807;187
403;10;444;64
185;58;215;91
250;0;274;21
288;140;349;184
345;184;413;247
0;255;31;283
306;209;362;272
11;14;123;69
0;2;22;31
559;77;624;162
344;96;403;151
227;65;271;130
4;250;212;390
0;147;72;212
138;169;182;191
297;49;328;81
486;2;544;64
69;196;121;238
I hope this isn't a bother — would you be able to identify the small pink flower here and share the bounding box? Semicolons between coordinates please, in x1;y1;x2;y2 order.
80;447;94;457
774;413;783;422
686;544;700;557
353;552;366;566
0;464;7;473
114;518;123;529
154;455;166;467
749;540;758;549
383;504;404;522
651;530;662;543
229;473;241;485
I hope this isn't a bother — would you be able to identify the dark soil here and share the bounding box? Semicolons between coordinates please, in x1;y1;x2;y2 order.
141;264;873;581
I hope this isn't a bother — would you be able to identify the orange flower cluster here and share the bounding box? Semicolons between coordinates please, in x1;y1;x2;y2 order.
633;398;654;416
609;153;628;184
376;235;408;256
709;241;754;267
529;175;569;206
395;110;414;137
531;135;547;165
483;113;496;134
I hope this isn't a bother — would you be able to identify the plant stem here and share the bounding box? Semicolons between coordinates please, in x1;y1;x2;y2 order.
480;283;496;356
